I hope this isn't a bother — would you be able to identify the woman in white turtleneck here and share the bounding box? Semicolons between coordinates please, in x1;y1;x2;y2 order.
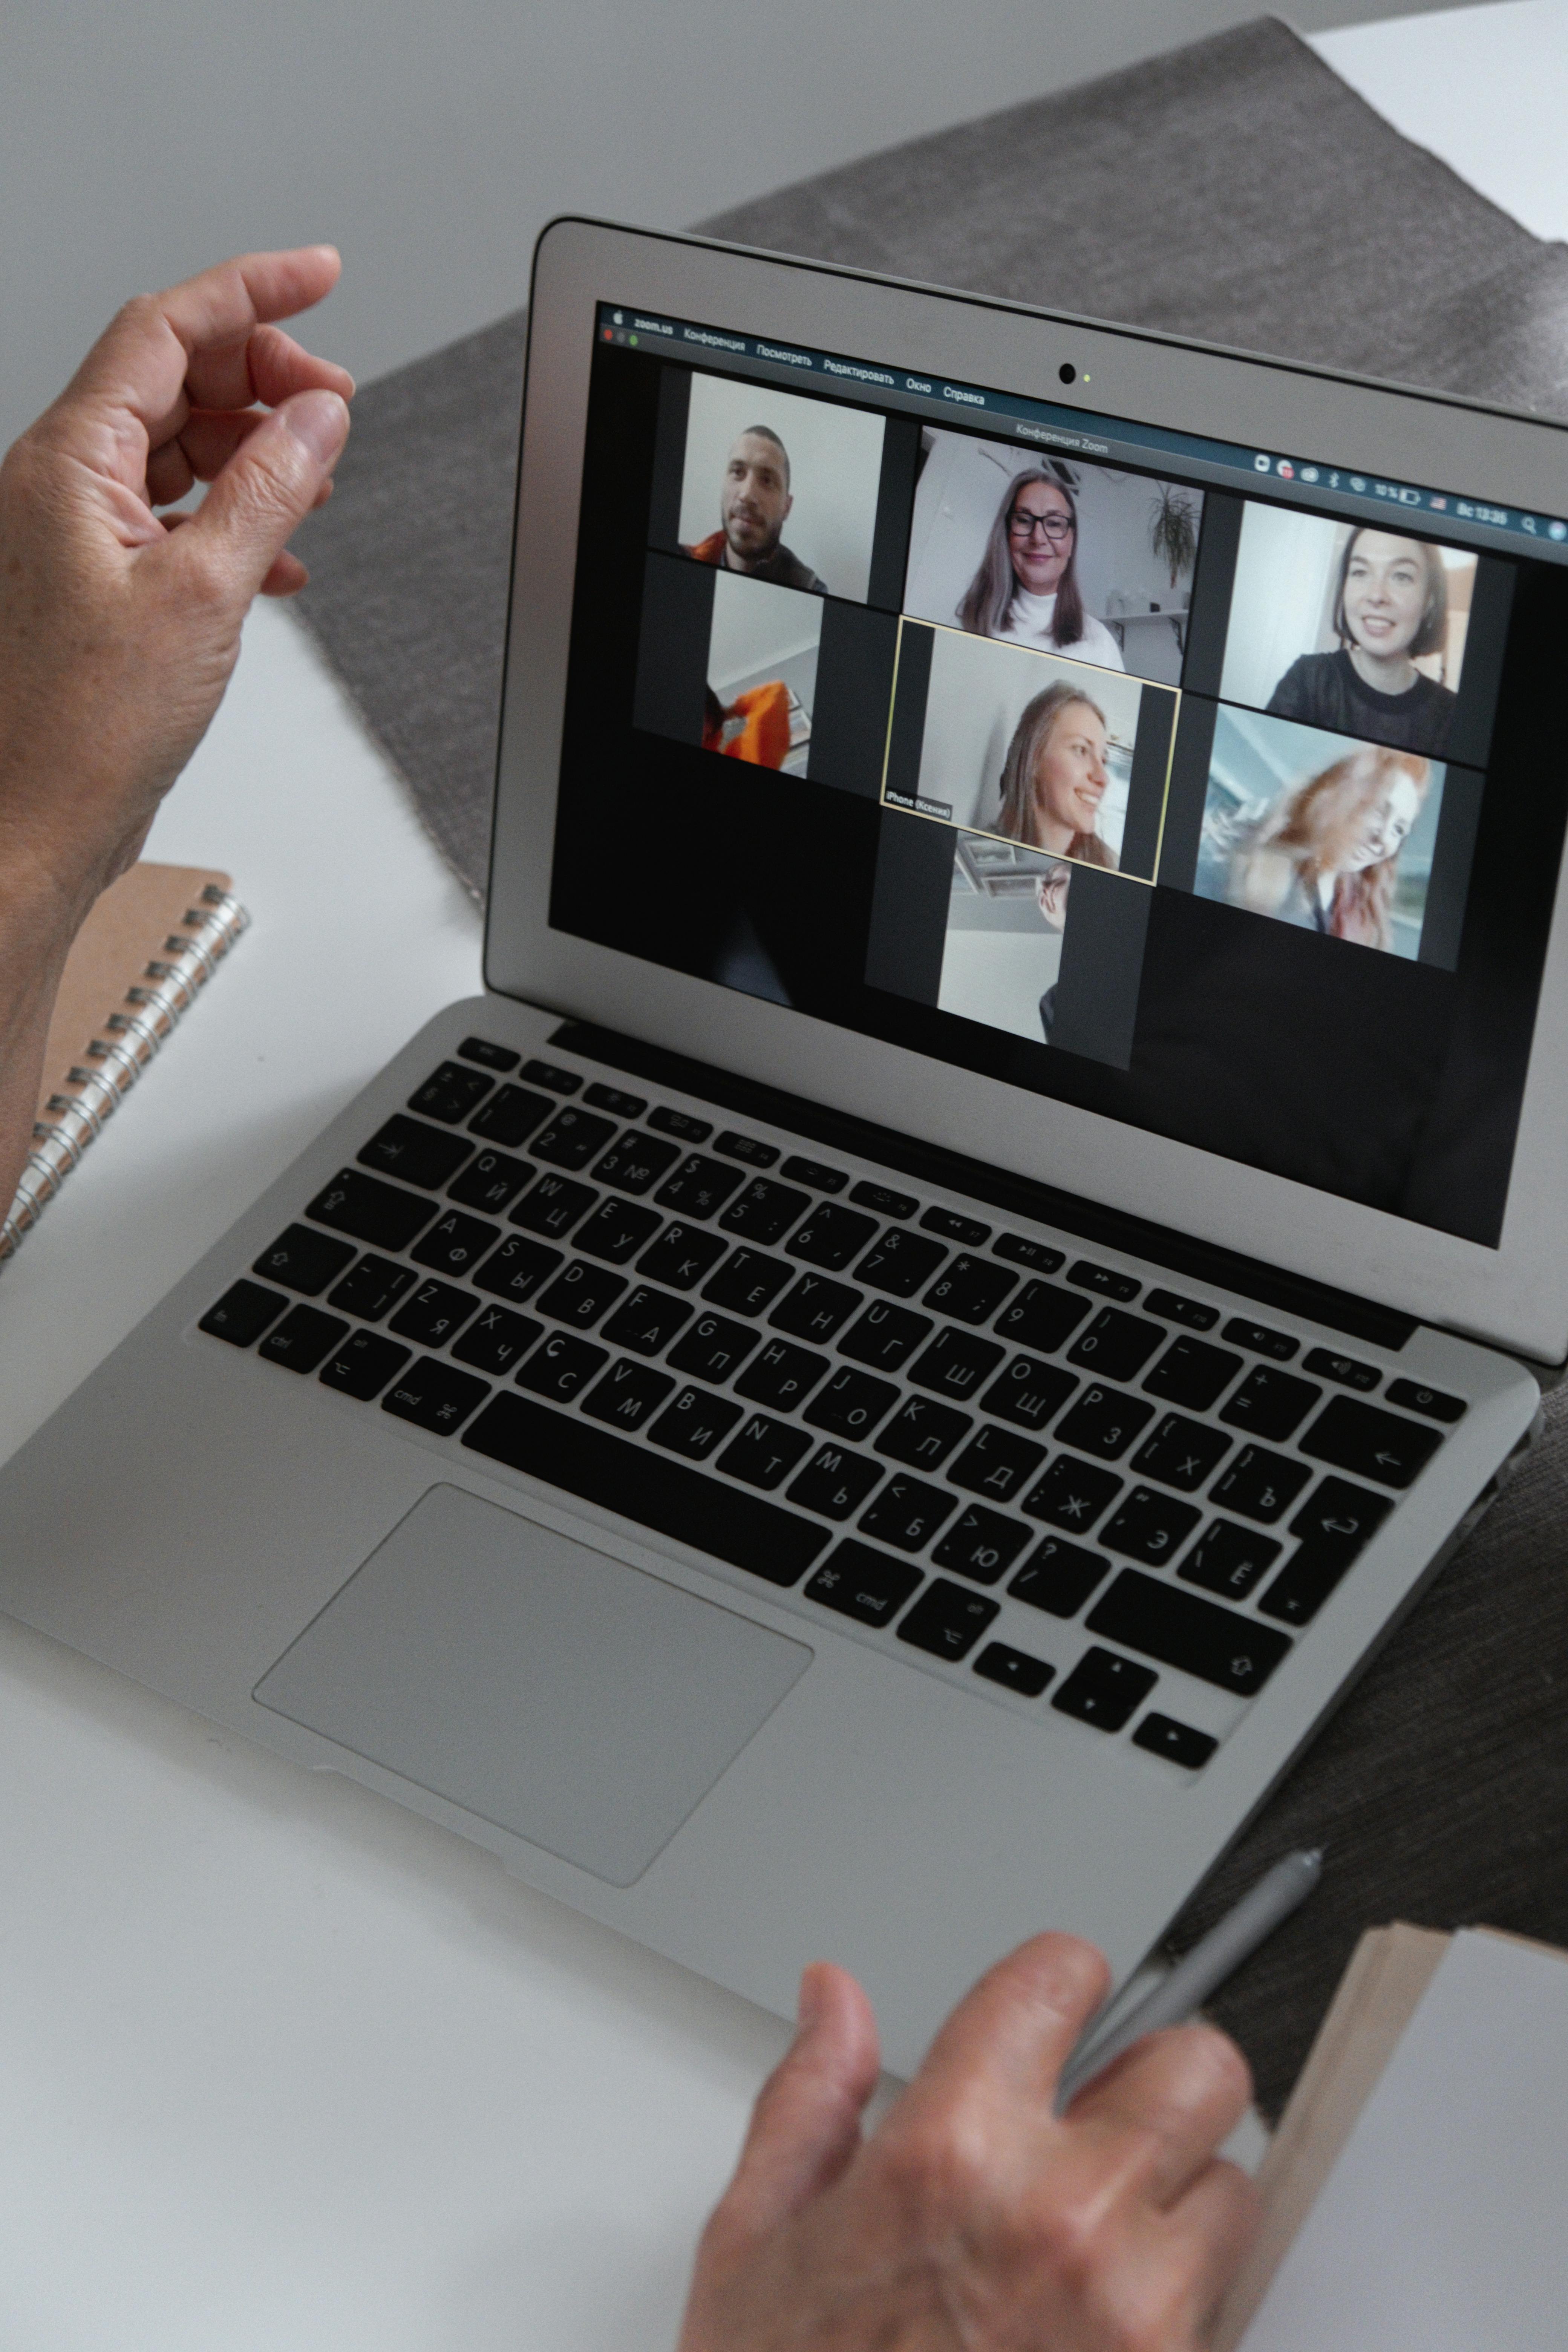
956;466;1124;671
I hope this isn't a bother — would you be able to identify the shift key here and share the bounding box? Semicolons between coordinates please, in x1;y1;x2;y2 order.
1086;1569;1292;1696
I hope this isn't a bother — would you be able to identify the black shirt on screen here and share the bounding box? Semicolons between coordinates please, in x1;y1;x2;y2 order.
1266;648;1456;755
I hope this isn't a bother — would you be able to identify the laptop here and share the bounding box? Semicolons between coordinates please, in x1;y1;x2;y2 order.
0;217;1559;2074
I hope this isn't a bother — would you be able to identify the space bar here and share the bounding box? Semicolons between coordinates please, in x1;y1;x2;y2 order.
462;1392;831;1588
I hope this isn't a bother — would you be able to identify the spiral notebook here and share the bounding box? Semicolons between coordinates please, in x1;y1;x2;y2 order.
0;862;248;1260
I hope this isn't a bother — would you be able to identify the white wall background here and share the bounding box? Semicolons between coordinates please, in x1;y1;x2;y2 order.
678;374;885;602
938;900;1066;1041
707;572;823;697
903;431;1200;684
916;626;1141;845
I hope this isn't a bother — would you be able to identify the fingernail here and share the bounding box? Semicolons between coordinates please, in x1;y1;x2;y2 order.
285;389;350;469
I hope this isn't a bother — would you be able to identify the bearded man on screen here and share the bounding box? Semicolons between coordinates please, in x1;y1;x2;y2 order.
685;424;827;593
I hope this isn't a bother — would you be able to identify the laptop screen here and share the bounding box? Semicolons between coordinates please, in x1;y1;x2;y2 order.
546;302;1568;1251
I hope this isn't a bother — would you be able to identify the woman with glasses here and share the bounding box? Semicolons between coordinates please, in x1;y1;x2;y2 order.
956;466;1125;670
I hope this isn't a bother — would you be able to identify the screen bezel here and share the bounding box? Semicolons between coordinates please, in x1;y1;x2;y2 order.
485;215;1568;1366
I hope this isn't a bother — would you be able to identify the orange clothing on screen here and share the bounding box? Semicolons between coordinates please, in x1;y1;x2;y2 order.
702;681;792;769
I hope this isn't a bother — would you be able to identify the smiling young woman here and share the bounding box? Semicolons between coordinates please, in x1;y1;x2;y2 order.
1266;527;1456;755
993;681;1118;867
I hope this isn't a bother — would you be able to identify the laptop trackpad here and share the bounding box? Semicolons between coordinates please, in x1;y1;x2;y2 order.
253;1483;812;1887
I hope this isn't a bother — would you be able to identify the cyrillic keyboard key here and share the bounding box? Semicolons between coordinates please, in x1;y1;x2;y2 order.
703;1247;793;1316
635;1222;727;1289
1143;1289;1219;1332
389;1279;479;1348
946;1424;1045;1503
1132;1714;1217;1769
1130;1413;1230;1491
532;1107;617;1171
408;1061;493;1125
319;1329;410;1400
1222;1317;1298;1361
410;1208;501;1277
467;1084;554;1149
381;1356;491;1433
1210;1444;1312;1523
326;1254;416;1323
655;1153;747;1218
921;1207;990;1246
1220;1366;1322;1443
200;1280;288;1347
571;1197;663;1264
1087;1570;1292;1695
1021;1455;1122;1533
1385;1379;1467;1425
592;1129;682;1194
1178;1518;1282;1601
717;1414;814;1491
787;1443;884;1519
1054;1385;1155;1461
973;1642;1054;1697
462;1393;830;1585
897;1579;999;1662
457;1036;518;1073
579;1358;675;1431
515;1332;608;1403
805;1366;899;1439
770;1273;863;1343
909;1328;1006;1401
447;1148;534;1214
838;1300;933;1372
253;1224;356;1297
980;1355;1076;1433
1303;1347;1380;1392
598;1284;693;1356
876;1395;971;1471
306;1168;436;1254
932;1504;1032;1585
471;1233;562;1304
647;1386;745;1460
994;1280;1089;1354
922;1253;1017;1325
509;1172;597;1239
735;1338;828;1411
450;1307;542;1376
358;1115;473;1191
1009;1537;1110;1617
1099;1487;1202;1566
1052;1648;1156;1731
855;1228;946;1297
666;1312;759;1384
1067;1260;1140;1303
804;1541;920;1625
1067;1308;1164;1382
536;1260;627;1329
858;1475;958;1552
718;1178;809;1244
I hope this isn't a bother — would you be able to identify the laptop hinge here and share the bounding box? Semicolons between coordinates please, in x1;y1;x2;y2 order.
550;1020;1419;1351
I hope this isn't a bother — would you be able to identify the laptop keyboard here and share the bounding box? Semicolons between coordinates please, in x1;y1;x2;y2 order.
197;1037;1465;1772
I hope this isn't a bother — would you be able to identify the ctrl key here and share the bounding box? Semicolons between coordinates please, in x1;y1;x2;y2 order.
199;1280;288;1348
804;1540;922;1628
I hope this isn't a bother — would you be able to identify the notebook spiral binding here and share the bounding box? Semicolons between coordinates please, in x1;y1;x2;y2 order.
0;887;250;1262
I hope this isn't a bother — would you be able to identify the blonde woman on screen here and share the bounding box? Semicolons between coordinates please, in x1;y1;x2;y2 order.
957;467;1125;670
1229;744;1429;951
995;683;1118;869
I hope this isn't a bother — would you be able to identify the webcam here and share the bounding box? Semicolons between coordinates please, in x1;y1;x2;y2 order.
1058;362;1077;384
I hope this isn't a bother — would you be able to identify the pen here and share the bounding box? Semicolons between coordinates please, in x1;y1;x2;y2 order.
1055;1848;1323;2109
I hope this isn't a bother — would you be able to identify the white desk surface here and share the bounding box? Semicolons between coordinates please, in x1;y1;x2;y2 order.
0;14;1553;2344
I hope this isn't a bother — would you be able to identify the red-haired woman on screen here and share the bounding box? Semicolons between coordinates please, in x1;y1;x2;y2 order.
1230;743;1429;951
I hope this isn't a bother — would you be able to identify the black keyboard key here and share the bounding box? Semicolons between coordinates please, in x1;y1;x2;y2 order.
1386;1378;1466;1424
382;1355;491;1433
451;1306;543;1376
467;1084;554;1149
447;1148;534;1214
326;1254;416;1323
1009;1536;1110;1617
735;1338;829;1411
655;1154;747;1219
804;1367;899;1439
781;1155;847;1193
908;1327;1006;1402
858;1475;957;1552
536;1260;628;1330
789;1202;879;1270
319;1329;410;1400
703;1247;794;1316
408;1060;493;1125
464;1393;831;1586
714;1129;777;1167
980;1354;1077;1433
1223;1317;1298;1361
804;1542;921;1626
855;1228;947;1297
719;1178;809;1244
598;1284;693;1355
770;1273;863;1343
1022;1455;1122;1533
510;1172;598;1240
1130;1413;1231;1492
521;1059;582;1093
458;1036;518;1072
717;1414;814;1491
922;1207;990;1246
1087;1570;1292;1697
1099;1486;1202;1566
947;1424;1045;1504
932;1504;1032;1585
851;1180;917;1219
1210;1445;1312;1523
1144;1288;1219;1332
636;1222;727;1290
1257;1538;1357;1627
838;1300;933;1372
648;1386;745;1460
389;1279;479;1348
579;1358;675;1431
974;1643;1054;1697
1052;1648;1157;1732
572;1197;663;1264
471;1234;562;1305
306;1168;436;1254
532;1107;617;1172
1067;1260;1140;1303
994;1280;1089;1355
787;1444;884;1519
876;1395;971;1472
1054;1385;1156;1461
1179;1519;1282;1601
648;1105;712;1142
921;1254;1017;1326
410;1209;501;1277
259;1305;351;1373
515;1331;608;1403
1143;1336;1243;1413
1133;1714;1217;1769
584;1081;646;1117
898;1579;1000;1662
592;1129;683;1194
994;1233;1065;1274
1221;1366;1322;1443
1258;1478;1394;1626
358;1115;473;1191
200;1279;288;1347
667;1312;759;1384
1067;1308;1164;1383
1304;1347;1380;1392
253;1224;356;1297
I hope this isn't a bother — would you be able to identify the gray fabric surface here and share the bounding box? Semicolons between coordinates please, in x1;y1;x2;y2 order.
291;12;1568;2112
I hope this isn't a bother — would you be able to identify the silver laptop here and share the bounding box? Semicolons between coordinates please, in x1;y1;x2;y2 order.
0;218;1559;2074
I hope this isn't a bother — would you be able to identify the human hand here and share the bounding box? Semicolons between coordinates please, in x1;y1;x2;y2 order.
677;1934;1257;2352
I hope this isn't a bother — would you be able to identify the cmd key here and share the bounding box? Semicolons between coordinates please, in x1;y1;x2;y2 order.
1300;1395;1444;1488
